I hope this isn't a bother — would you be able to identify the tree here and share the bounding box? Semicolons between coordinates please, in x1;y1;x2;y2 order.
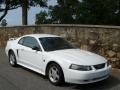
35;10;49;24
36;0;120;26
0;0;47;25
78;0;120;25
1;19;7;26
35;0;81;24
0;0;21;22
49;0;81;24
21;0;47;25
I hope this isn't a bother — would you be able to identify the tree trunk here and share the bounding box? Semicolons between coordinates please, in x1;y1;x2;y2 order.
22;0;28;25
0;1;8;22
0;9;8;22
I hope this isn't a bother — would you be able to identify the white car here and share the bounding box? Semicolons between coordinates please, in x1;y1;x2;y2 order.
5;34;111;85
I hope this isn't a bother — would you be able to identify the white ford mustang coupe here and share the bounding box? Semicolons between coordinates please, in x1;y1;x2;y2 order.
5;34;111;85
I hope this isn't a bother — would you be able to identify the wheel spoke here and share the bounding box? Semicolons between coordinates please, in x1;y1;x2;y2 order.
55;74;59;80
10;54;15;65
49;66;60;83
51;68;55;73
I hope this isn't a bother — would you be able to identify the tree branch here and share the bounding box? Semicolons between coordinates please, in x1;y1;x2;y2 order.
0;0;21;22
0;5;21;11
0;5;8;21
0;0;9;22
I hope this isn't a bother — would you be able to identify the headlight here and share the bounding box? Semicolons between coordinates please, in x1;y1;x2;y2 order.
69;64;92;71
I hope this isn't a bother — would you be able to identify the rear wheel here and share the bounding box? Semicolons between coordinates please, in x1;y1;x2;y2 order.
9;51;17;67
47;63;64;86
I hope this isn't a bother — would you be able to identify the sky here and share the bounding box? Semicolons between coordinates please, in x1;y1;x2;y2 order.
0;0;57;26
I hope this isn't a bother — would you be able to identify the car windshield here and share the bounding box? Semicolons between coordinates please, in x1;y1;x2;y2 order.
39;37;75;51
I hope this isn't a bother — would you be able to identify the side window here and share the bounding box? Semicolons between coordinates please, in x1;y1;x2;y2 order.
23;37;40;49
18;37;24;45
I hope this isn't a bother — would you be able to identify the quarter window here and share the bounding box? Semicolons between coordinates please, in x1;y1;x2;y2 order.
18;37;24;45
23;37;40;49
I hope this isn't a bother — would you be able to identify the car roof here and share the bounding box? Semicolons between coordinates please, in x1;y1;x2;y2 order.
24;34;61;38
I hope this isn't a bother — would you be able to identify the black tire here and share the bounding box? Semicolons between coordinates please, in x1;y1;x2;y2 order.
47;63;64;86
9;51;17;67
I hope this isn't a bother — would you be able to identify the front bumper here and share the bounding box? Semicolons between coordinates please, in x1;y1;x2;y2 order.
64;65;111;84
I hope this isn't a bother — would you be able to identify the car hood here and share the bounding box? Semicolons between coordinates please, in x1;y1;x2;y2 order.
48;49;107;65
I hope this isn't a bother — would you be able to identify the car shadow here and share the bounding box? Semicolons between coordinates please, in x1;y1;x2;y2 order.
19;66;48;80
62;75;120;90
18;66;120;90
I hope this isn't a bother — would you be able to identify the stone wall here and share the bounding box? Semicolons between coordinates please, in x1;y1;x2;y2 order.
0;24;120;68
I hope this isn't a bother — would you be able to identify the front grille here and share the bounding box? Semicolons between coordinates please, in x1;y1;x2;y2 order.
83;75;108;82
92;75;108;80
94;63;105;70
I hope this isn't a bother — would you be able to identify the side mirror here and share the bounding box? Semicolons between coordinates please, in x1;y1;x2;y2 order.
32;46;40;51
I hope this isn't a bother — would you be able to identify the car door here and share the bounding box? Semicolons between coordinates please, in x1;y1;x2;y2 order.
18;36;43;71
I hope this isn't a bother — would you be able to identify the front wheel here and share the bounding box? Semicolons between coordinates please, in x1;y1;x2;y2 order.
9;51;17;67
47;63;64;86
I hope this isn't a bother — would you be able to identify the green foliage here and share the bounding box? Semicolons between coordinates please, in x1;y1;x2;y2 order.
29;0;47;7
79;0;120;25
49;0;81;24
1;19;7;26
36;0;120;26
35;11;49;24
